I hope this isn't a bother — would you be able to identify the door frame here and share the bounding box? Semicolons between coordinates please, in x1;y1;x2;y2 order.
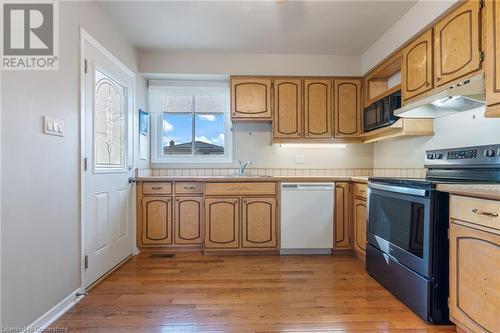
79;28;138;293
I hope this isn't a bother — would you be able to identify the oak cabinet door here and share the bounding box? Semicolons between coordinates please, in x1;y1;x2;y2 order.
174;197;203;244
402;30;433;101
334;182;351;250
449;222;500;333
141;196;172;245
353;198;367;255
204;198;240;248
433;1;481;87
242;197;276;248
304;79;332;138
231;78;272;120
273;79;303;139
334;79;361;137
485;0;500;117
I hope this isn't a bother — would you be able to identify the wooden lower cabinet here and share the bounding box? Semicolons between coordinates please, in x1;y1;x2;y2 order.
141;196;173;245
449;221;500;333
242;198;277;248
204;197;240;249
204;196;278;251
353;198;367;256
334;182;351;250
174;197;203;244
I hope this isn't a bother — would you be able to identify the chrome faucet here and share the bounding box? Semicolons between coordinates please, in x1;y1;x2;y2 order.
238;160;252;176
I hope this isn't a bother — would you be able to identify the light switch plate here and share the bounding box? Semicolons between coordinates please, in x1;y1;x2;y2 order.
295;154;305;164
43;116;64;137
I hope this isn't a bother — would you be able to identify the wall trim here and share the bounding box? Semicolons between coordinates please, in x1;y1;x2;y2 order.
27;289;83;332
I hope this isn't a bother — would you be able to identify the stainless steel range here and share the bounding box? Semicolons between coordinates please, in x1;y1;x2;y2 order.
366;144;500;324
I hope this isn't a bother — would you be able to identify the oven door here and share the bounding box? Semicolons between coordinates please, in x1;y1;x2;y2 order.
367;183;432;278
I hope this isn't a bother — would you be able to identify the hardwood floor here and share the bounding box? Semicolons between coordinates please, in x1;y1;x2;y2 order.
52;252;457;332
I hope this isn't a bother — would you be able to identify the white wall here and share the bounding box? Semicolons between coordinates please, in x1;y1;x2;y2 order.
141;51;368;170
139;51;362;77
152;122;374;169
374;107;500;169
135;75;149;169
361;0;457;74
1;1;138;327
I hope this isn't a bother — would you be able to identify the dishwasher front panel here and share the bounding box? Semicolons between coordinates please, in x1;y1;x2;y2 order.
280;183;334;254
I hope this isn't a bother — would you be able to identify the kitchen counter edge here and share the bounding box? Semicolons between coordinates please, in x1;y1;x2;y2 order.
137;176;369;183
437;184;500;201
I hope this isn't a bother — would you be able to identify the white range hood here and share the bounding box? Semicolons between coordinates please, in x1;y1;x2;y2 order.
394;74;485;119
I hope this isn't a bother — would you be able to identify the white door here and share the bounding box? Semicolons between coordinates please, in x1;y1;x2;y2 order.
83;39;134;288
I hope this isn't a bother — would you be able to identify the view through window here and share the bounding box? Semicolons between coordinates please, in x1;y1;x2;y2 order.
150;81;232;163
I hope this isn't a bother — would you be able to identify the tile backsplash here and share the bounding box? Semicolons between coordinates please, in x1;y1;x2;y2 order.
137;168;427;179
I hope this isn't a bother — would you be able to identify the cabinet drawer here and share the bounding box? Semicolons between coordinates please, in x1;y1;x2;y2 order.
450;195;500;231
205;182;276;196
353;183;367;199
142;182;172;195
175;182;204;194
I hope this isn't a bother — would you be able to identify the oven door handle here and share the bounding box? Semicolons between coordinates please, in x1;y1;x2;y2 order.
368;182;428;197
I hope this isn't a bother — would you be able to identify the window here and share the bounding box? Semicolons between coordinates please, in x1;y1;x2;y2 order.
150;80;232;164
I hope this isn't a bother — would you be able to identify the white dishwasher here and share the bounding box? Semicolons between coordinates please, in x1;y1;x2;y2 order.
280;183;334;254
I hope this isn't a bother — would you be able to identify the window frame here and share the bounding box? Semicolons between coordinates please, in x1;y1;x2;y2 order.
150;82;233;164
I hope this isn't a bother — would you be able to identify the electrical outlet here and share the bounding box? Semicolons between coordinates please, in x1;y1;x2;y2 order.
43;116;64;137
295;154;305;164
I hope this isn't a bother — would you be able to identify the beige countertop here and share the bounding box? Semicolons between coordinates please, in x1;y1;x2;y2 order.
137;175;369;183
437;184;500;201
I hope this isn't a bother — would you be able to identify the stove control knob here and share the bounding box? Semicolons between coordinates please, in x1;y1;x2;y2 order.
427;153;434;160
485;149;496;158
435;153;443;159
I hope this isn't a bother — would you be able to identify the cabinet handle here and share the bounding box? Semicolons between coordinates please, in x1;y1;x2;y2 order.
234;200;238;204
359;189;366;193
436;77;441;82
426;82;430;87
472;208;498;218
151;186;163;190
184;186;196;190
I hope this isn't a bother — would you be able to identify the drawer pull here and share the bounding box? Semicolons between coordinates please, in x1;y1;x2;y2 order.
151;186;163;190
472;208;499;218
184;186;196;190
359;189;366;193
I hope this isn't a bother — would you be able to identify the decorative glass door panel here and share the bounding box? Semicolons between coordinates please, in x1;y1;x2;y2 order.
94;69;127;172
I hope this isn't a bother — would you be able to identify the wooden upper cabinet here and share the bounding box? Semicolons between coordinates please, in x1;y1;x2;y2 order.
353;198;367;256
241;198;277;248
304;79;332;138
485;0;500;117
273;79;303;139
231;77;272;121
433;0;481;87
402;30;433;101
334;79;361;137
334;182;351;250
449;222;500;333
204;198;240;249
174;197;203;244
141;196;172;245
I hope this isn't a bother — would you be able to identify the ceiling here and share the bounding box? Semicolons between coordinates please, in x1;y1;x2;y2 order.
99;1;417;55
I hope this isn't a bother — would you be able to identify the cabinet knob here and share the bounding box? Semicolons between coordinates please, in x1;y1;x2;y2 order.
426;82;430;87
436;77;441;82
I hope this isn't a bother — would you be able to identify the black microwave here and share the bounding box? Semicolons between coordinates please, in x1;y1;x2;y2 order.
363;90;401;132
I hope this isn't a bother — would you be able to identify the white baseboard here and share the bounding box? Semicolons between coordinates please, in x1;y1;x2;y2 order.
28;288;84;332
